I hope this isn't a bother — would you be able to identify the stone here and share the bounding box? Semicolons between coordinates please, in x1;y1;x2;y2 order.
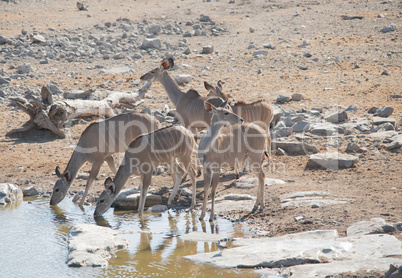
280;191;351;210
368;106;379;114
381;24;396;33
325;111;348;123
141;38;161;49
0;77;11;85
292;121;310;132
185;229;402;277
271;127;293;138
253;50;268;57
16;64;32;74
271;141;319;155
390;94;402;99
149;204;168;212
270;105;283;128
345;142;368;153
100;67;133;74
307;152;359;170
112;190;162;211
148;24;161;35
263;42;274;49
0;35;8;45
201;45;214;54
374;107;394;117
175;74;192;85
23;186;39;197
384;264;402;278
310;123;338;136
347;218;396;236
200;14;212;22
0;183;23;206
276;95;290;103
32;35;46;43
372;117;396;127
387;135;402;151
291;93;304;101
66;224;128;267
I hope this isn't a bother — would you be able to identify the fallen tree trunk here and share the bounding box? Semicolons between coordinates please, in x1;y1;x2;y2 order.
7;82;152;138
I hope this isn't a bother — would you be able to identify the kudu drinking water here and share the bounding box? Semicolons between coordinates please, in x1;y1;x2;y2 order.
94;125;197;217
198;101;267;221
50;112;161;207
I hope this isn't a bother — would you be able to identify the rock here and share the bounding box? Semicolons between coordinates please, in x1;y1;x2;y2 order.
372;117;396;127
325;111;348;123
0;77;11;85
76;2;88;11
387;134;402;151
347;218;396;236
368;106;379;114
292;121;310;132
223;194;254;201
100;67;133;74
390;94;402;99
23;186;39;197
271;141;319;155
381;24;396;33
253;50;268;57
185;229;402;277
280;191;351;210
201;45;214;54
141;38;161;49
42;82;63;95
271;127;293;138
345;105;358;112
345;142;368;153
291;93;304;101
382;70;390;76
276;95;290;103
0;35;8;45
175;74;192;85
112;190;162;211
0;183;23;206
16;64;32;74
374;107;394;117
303;52;312;58
270;105;283;128
200;14;212;22
310;123;338;136
148;24;161;35
384;264;402;278
307;152;359;170
149;204;168;212
66;224;128;267
32;35;46;43
234;177;286;189
263;42;274;49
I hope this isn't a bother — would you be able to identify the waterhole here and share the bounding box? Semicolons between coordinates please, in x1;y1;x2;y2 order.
0;197;260;278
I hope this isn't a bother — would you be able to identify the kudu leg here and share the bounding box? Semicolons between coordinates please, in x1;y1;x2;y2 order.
79;161;103;207
254;167;265;212
209;172;220;222
168;163;186;207
199;168;212;220
181;154;197;209
138;173;152;217
105;155;117;174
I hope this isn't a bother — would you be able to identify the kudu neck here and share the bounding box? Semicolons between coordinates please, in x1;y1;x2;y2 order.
160;71;184;106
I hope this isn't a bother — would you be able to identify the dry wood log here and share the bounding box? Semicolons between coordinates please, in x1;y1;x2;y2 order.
63;88;94;100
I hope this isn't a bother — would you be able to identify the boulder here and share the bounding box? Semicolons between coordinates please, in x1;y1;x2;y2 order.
112;190;162;211
325;111;348;123
307;152;359;170
310;123;338;136
387;134;402;151
141;38;162;49
372;117;396;127
201;45;214;54
375;107;394;118
291;93;304;101
345;142;368;153
276;95;290;103
270;105;283;128
0;183;23;206
0;35;8;45
66;224;129;267
23;186;39;197
347;218;396;236
271;141;319;155
292;121;310;132
184;229;402;277
175;74;192;85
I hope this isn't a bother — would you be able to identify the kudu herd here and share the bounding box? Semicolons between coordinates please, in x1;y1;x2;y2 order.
50;58;274;222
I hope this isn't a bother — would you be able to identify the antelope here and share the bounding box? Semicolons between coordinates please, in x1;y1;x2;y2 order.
94;125;197;217
198;101;267;221
204;81;274;167
50;112;161;207
140;58;230;135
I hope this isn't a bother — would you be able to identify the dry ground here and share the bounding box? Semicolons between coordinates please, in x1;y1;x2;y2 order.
0;1;401;276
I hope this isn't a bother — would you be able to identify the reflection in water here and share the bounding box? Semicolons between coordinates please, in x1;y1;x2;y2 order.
0;197;260;278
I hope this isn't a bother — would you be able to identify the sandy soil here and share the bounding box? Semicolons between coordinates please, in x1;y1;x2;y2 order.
0;0;401;276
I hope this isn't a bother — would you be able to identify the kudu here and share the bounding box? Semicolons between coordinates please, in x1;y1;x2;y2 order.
204;81;274;169
50;112;161;207
198;101;267;221
94;125;197;217
140;58;230;135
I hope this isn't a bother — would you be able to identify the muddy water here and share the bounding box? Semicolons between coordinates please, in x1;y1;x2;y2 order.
0;197;260;278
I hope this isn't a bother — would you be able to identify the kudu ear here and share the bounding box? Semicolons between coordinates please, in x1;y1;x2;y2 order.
64;170;71;181
104;177;113;189
161;58;174;70
217;80;223;90
204;81;214;92
105;178;116;194
204;101;217;112
55;166;62;178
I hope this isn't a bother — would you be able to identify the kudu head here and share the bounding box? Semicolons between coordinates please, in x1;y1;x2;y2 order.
204;80;232;100
94;177;117;217
140;57;174;82
50;166;72;205
204;100;243;126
